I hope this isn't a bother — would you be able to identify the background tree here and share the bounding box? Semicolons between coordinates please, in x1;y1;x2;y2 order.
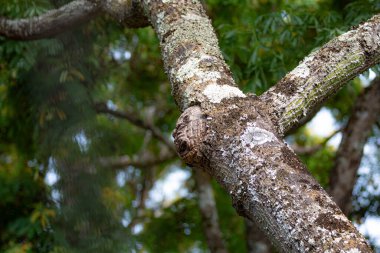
0;0;379;252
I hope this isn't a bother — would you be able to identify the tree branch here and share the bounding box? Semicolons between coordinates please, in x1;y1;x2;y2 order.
0;0;100;40
194;169;229;253
329;78;380;216
292;128;341;155
0;0;150;41
94;102;175;152
99;147;176;169
261;14;380;135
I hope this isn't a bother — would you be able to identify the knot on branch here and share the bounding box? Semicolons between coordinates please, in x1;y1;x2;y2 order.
173;106;207;166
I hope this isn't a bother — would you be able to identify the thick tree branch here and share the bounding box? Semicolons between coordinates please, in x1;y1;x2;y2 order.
0;0;149;41
143;0;372;252
142;0;245;111
261;14;380;135
329;78;380;216
0;0;100;40
194;169;229;253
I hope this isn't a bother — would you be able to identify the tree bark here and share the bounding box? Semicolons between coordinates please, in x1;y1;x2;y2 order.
194;169;229;253
329;78;380;216
142;0;373;252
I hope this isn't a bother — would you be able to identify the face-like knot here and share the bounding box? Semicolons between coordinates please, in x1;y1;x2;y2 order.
172;106;207;166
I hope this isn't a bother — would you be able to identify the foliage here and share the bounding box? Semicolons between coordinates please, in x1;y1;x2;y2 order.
0;0;379;252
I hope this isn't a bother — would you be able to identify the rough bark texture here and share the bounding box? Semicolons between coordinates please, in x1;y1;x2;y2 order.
194;169;228;253
0;0;100;40
142;0;373;252
329;78;380;216
142;0;245;111
0;0;149;41
261;14;380;135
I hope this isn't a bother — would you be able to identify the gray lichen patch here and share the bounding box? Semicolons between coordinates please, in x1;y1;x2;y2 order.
142;0;239;110
203;84;246;103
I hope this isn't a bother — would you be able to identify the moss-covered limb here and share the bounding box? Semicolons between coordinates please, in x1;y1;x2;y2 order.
0;0;100;40
329;78;380;216
142;0;245;111
260;14;380;135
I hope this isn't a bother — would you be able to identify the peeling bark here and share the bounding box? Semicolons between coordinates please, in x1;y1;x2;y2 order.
261;15;380;135
0;0;149;41
142;0;373;252
194;169;228;253
329;78;380;216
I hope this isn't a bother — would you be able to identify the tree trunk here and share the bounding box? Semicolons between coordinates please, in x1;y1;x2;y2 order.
142;0;374;252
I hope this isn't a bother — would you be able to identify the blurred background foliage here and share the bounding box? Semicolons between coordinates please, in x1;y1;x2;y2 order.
0;0;379;252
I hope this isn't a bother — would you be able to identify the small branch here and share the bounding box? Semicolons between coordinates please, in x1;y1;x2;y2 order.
261;14;380;135
94;102;175;152
0;0;100;40
99;147;177;169
329;78;380;216
292;128;341;155
194;169;229;253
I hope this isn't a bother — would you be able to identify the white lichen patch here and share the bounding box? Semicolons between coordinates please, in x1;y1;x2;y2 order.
176;55;221;83
290;55;314;79
338;30;357;42
240;123;277;148
346;248;361;253
203;84;246;103
156;11;166;24
182;13;204;21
